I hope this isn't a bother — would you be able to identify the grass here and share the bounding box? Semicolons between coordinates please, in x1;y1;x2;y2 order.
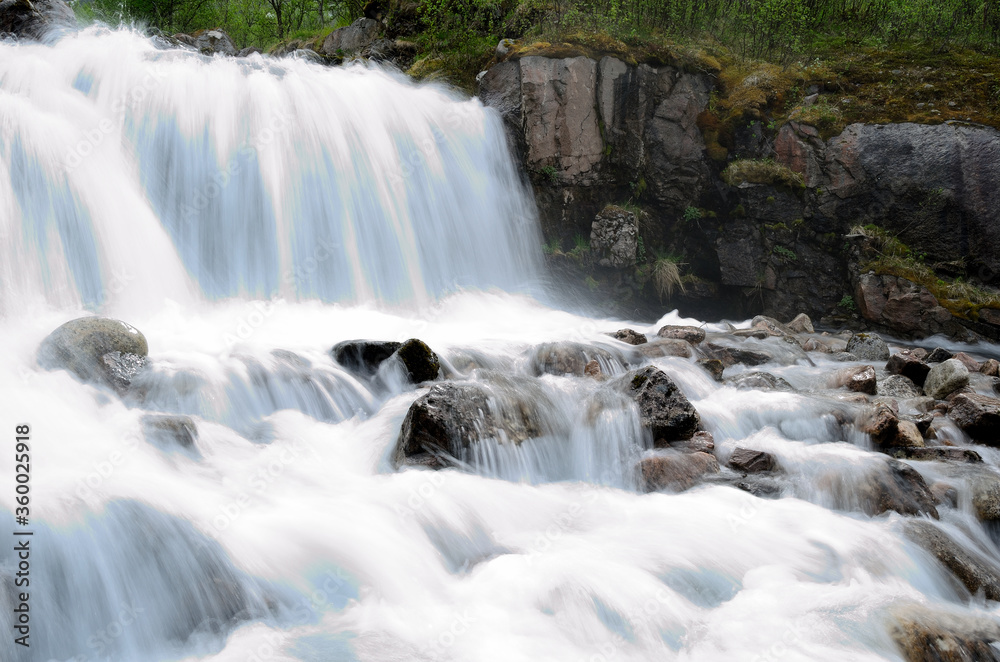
652;256;686;300
722;158;805;189
851;224;1000;320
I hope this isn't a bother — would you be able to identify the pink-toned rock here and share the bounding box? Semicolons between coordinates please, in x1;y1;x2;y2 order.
982;359;1000;377
952;352;982;373
640;451;719;492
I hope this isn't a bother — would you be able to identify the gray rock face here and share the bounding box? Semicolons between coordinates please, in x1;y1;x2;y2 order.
320;17;380;56
590;206;638;268
38;317;149;391
855;273;964;340
195;29;236;55
614;366;700;445
0;0;75;40
924;359;970;399
845;332;890;361
948;393;1000;444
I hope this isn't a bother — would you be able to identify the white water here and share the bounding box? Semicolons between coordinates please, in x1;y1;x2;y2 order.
3;27;1000;662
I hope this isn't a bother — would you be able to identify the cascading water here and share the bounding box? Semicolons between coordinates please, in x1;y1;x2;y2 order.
4;25;1000;662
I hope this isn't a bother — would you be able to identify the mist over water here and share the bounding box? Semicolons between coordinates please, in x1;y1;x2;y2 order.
3;27;1000;662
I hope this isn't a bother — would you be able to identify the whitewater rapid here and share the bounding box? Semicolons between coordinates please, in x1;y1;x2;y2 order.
3;26;1000;662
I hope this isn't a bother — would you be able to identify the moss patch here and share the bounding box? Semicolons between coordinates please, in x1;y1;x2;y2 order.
722;158;805;189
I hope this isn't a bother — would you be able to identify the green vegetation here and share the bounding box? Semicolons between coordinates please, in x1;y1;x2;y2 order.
838;294;857;311
651;254;686;300
772;245;797;261
682;206;702;222
850;223;1000;320
722;158;805;189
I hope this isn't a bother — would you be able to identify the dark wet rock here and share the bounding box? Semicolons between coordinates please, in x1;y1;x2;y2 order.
858;402;900;445
886;350;931;387
904;520;1000;601
238;46;262;57
696;358;724;382
614;366;700;445
725;371;793;391
531;342;621;377
394;338;442;383
704;343;773;367
888;447;983;463
727;448;777;474
948;393;1000;444
931;481;960;508
610;328;647;345
786;313;814;334
657;325;705;344
735;475;784;498
860;458;939;519
890;606;1000;662
844;364;877;395
877;375;921;399
927;347;954;363
394;381;546;467
845;332;890;361
925;359;970;399
141;414;198;450
319;17;380;56
640;451;719;492
38;317;149;391
194;29;236;55
331;340;402;378
637;338;693;359
0;0;75;40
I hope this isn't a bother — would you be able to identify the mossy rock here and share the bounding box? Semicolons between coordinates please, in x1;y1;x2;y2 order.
395;338;441;383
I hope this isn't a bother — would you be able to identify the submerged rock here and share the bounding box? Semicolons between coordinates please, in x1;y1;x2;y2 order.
614;366;700;446
888;447;982;463
703;343;773;367
948;393;1000;444
696;358;724;382
727;448;777;474
904;520;1000;601
845;332;890;361
640;450;719;492
858;402;899;445
637;338;692;359
531;342;621;377
38;317;149;392
860;458;939;519
141;414;199;450
924;359;970;399
890;605;1000;662
610;328;647;345
725;371;793;391
331;340;402;378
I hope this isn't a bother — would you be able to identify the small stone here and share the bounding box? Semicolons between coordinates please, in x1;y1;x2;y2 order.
725;371;793;391
615;366;701;445
704;344;772;367
638;339;692;359
924;359;970;399
640;451;719;492
677;430;715;453
610;328;647;345
728;447;777;473
732;328;770;339
981;359;1000;377
750;316;790;336
893;420;924;447
657;325;705;344
141;414;198;450
846;365;877;395
859;402;899;445
846;332;890;361
697;358;724;382
877;375;921;399
584;360;603;379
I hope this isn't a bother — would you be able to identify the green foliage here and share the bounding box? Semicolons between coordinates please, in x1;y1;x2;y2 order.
542;237;562;255
637;235;646;262
838;294;857;311
772;245;797;261
539;165;558;182
722;158;805;189
682;206;702;222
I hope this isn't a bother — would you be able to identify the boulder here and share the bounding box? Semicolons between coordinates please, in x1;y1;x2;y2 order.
953;352;983;373
394;338;441;383
786;313;814;334
637;338;692;359
927;347;954;363
319;17;380;56
38;317;149;391
749;315;791;337
890;606;1000;662
858;402;899;445
531;342;620;377
903;520;1000;601
394;381;545;467
725;371;793;391
703;343;773;367
332;340;402;378
141;414;198;450
982;359;1000;377
855;273;964;340
886;350;931;386
610;328;647;345
845;332;890;361
657;325;706;344
844;364;877;395
924;359;970;399
193;29;236;55
893;420;924;447
859;458;939;518
639;451;719;492
972;472;1000;521
591;206;638;268
948;393;1000;444
696;358;724;381
877;375;921;399
727;448;777;473
614;366;700;445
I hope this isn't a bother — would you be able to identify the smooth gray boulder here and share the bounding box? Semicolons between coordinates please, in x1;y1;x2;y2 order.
38;317;148;391
924;359;970;399
846;332;890;361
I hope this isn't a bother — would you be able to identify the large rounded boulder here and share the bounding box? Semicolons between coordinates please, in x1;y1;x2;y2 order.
37;317;149;391
613;366;700;446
